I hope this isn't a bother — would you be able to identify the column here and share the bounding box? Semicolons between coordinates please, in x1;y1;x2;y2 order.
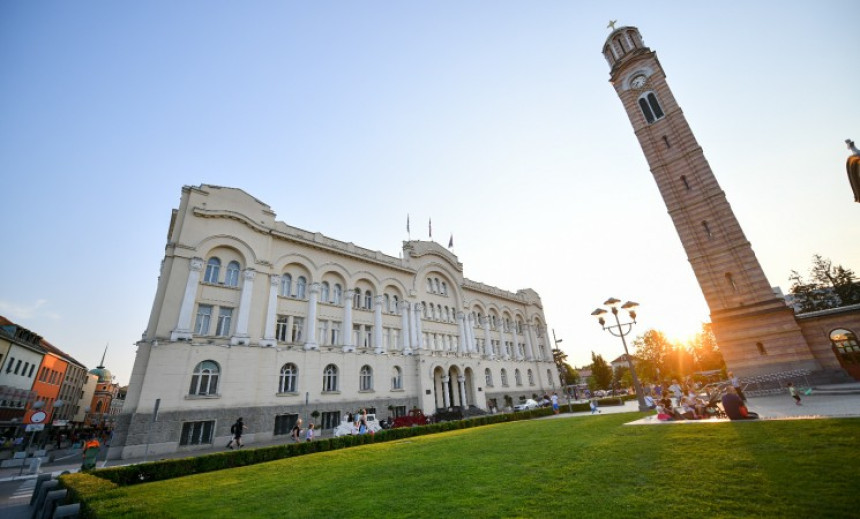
374;295;384;354
458;375;468;407
524;324;535;361
457;312;468;354
413;302;424;350
408;304;418;349
171;257;203;341
512;323;523;361
399;300;412;354
260;275;280;347
342;289;355;352
304;282;320;350
542;326;552;361
230;269;256;346
500;323;510;360
442;376;451;408
481;316;494;358
465;313;475;353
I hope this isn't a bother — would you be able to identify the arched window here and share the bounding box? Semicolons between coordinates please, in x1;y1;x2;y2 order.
225;261;241;287
528;369;534;385
392;295;400;314
515;369;522;386
279;363;298;393
681;175;691;190
434;278;440;293
359;365;373;391
726;273;738;292
320;282;330;303
500;369;508;386
204;257;221;284
384;294;390;313
830;329;859;365
333;284;342;305
322;364;338;392
702;221;712;238
426;278;433;292
353;290;361;309
485;368;493;387
422;303;428;318
189;360;220;396
638;92;665;124
296;276;307;299
280;274;292;297
364;290;372;309
441;282;447;295
392;366;402;390
95;401;103;413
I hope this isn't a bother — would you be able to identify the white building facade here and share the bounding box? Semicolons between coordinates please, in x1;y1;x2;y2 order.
110;184;559;459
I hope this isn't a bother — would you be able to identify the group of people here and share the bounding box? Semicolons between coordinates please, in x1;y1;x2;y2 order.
340;408;373;436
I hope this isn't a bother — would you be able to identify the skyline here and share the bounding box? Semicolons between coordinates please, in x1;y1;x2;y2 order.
1;2;858;385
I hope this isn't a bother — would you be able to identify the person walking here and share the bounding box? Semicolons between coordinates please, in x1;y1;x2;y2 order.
787;382;803;406
227;417;246;449
81;435;100;471
551;392;560;414
305;423;315;442
290;418;303;443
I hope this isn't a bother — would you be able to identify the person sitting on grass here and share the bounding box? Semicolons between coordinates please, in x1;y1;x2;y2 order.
721;386;759;420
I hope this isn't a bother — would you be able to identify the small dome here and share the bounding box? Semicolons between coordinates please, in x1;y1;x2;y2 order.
89;366;113;383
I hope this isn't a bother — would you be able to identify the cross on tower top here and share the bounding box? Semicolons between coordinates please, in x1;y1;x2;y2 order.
607;20;617;31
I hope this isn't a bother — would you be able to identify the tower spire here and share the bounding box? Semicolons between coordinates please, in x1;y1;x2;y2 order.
98;343;108;369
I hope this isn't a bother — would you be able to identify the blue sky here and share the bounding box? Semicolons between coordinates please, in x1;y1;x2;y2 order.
2;2;858;384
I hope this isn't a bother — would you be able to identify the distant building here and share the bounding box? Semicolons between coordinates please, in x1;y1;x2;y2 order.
111;184;559;459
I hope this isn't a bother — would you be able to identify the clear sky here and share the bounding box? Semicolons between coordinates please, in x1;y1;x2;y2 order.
2;2;858;385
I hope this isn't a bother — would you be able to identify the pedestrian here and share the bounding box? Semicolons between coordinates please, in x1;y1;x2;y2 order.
290;418;303;443
668;379;683;406
358;408;368;434
305;423;315;442
787;382;803;406
226;417;246;449
728;371;746;401
551;392;560;414
81;435;100;471
590;398;600;414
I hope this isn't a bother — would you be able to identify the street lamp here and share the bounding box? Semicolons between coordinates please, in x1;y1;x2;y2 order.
591;298;649;412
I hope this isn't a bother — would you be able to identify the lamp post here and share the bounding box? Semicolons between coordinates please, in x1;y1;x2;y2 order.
591;298;649;412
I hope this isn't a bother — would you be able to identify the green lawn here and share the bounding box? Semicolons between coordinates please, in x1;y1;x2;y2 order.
87;414;859;518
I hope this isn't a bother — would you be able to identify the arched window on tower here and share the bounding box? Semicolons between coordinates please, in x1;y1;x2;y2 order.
725;273;738;293
681;175;691;190
702;221;712;239
756;342;767;355
638;92;665;124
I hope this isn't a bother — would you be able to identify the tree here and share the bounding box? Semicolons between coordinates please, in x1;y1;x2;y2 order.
789;255;860;312
552;348;570;386
632;329;674;382
589;352;613;390
687;323;725;374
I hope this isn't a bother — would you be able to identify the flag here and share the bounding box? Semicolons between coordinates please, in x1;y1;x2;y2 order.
448;234;454;248
406;214;410;234
429;218;432;238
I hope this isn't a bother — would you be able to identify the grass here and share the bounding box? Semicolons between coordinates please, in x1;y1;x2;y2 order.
86;414;859;518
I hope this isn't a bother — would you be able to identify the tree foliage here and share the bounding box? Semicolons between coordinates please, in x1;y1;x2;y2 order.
789;255;860;312
632;325;725;383
589;352;613;390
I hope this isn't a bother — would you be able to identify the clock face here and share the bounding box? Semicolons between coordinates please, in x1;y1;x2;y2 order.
630;75;647;89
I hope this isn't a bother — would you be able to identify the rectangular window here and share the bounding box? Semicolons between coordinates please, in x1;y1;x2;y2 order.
14;360;22;375
179;420;214;446
292;317;304;343
216;307;233;336
276;315;289;342
5;357;13;373
27;364;35;378
321;411;340;431
195;305;213;335
318;321;329;346
393;405;407;418
330;322;340;346
274;413;299;436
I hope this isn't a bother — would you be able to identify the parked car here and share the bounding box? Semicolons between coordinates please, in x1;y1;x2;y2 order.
392;408;430;428
332;413;383;437
513;399;540;411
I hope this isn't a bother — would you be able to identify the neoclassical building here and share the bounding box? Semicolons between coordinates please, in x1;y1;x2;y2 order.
110;184;559;459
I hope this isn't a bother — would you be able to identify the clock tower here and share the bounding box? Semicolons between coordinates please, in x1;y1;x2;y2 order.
603;26;821;378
